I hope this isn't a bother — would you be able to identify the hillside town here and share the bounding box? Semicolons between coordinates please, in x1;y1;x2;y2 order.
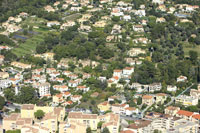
0;0;200;132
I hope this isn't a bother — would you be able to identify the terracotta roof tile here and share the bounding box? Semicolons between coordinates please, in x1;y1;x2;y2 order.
142;95;153;99
192;114;200;120
177;110;194;117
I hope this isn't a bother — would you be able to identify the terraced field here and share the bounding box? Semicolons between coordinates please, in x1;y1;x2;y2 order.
12;33;45;57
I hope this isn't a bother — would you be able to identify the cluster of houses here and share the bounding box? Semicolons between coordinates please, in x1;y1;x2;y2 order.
1;104;120;133
97;95;139;116
0;12;28;35
121;108;200;133
0;0;200;132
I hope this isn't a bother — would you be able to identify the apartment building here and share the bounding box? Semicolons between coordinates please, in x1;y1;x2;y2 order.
3;104;65;132
67;112;120;133
2;113;33;131
123;119;152;133
165;106;180;116
59;121;87;133
166;119;199;133
190;88;200;99
175;95;198;106
142;95;154;106
67;112;98;130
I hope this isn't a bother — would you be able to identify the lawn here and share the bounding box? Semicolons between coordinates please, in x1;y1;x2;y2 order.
183;43;200;58
21;17;47;27
63;13;81;21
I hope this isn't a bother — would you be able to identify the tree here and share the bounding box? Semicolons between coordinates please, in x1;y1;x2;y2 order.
16;87;38;104
0;34;15;46
154;129;162;133
34;110;45;120
6;129;21;133
91;100;96;105
197;99;200;108
36;44;47;54
102;127;110;133
0;96;5;110
137;97;142;105
4;88;15;101
112;16;120;22
97;121;104;129
186;106;198;112
23;29;28;35
86;127;92;133
189;50;198;64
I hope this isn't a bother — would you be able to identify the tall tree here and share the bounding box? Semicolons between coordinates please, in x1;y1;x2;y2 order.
189;50;198;64
34;110;45;120
0;96;5;110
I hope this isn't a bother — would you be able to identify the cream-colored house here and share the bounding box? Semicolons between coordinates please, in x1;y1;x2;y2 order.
175;95;198;106
11;62;31;69
42;52;55;61
67;112;120;132
59;121;87;133
155;93;167;104
93;20;107;28
0;72;9;79
98;101;111;112
2;113;33;131
68;112;98;130
2;104;65;132
142;95;154;106
127;48;146;57
165;106;180;116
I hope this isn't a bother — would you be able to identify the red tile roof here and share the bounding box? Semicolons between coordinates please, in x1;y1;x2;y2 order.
192;114;200;120
177;110;194;117
121;130;134;133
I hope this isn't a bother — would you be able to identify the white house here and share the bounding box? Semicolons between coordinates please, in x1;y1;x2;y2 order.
113;69;122;78
127;48;146;57
53;85;69;92
133;38;149;44
33;82;51;97
123;67;134;77
148;83;162;92
177;76;187;82
175;95;198;106
76;85;90;92
111;24;121;35
152;0;165;4
47;21;60;27
70;7;82;12
71;95;82;103
0;79;12;90
68;80;79;87
167;85;177;92
111;8;124;16
49;72;60;78
38;82;50;97
125;107;139;116
133;25;144;32
111;104;129;115
9;78;21;85
134;10;146;17
123;15;131;21
60;21;76;29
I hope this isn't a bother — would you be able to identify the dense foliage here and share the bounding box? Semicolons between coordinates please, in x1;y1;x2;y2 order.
4;87;38;104
0;96;5;110
0;0;61;22
36;25;115;60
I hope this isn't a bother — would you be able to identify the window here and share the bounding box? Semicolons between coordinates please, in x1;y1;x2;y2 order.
83;120;86;124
